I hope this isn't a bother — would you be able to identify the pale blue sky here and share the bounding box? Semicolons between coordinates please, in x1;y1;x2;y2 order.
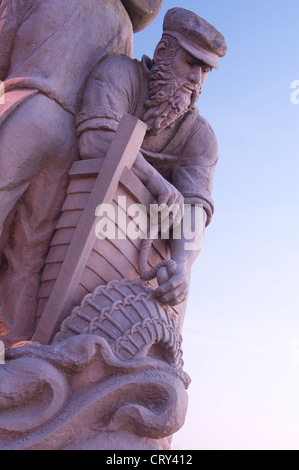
134;0;299;450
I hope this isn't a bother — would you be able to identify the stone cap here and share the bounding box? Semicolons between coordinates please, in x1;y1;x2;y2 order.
163;7;227;69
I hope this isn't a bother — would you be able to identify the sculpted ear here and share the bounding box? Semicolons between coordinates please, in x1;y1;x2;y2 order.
153;39;169;63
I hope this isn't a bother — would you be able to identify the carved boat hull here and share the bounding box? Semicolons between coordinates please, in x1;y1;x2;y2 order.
37;162;172;319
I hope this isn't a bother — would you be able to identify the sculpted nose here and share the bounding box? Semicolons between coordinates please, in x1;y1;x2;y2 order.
188;68;202;85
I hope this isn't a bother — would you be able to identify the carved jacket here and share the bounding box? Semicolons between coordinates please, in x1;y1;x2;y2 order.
0;0;133;114
77;54;219;226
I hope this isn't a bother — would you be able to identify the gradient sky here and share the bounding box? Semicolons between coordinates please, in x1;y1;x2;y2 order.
134;0;299;450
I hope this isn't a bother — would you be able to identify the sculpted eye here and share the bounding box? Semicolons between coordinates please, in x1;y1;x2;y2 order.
184;53;195;66
185;58;193;66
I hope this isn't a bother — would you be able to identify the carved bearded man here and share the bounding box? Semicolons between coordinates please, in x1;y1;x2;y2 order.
0;0;163;345
77;8;227;312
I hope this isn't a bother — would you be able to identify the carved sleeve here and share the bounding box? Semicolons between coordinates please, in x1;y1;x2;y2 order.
171;116;219;226
76;55;139;135
76;54;140;159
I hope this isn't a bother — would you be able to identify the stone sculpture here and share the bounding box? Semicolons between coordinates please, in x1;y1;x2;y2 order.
0;3;226;450
76;7;227;315
0;0;162;346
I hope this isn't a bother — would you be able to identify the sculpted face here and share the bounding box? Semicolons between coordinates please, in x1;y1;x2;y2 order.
171;48;212;91
143;36;212;136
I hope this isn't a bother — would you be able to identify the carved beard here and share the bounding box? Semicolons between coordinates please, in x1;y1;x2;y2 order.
143;62;202;136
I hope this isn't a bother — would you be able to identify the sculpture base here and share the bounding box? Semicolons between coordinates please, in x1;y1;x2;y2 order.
0;334;190;451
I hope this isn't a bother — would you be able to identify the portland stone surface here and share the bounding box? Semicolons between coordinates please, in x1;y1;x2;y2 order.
0;2;226;450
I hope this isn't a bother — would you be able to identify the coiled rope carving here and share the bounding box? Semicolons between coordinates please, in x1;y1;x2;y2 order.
138;228;177;281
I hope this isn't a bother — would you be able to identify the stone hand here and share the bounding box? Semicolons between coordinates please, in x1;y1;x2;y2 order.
153;263;189;306
146;175;184;230
133;152;184;229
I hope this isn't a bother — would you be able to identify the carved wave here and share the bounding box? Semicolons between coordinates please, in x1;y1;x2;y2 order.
0;335;190;450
